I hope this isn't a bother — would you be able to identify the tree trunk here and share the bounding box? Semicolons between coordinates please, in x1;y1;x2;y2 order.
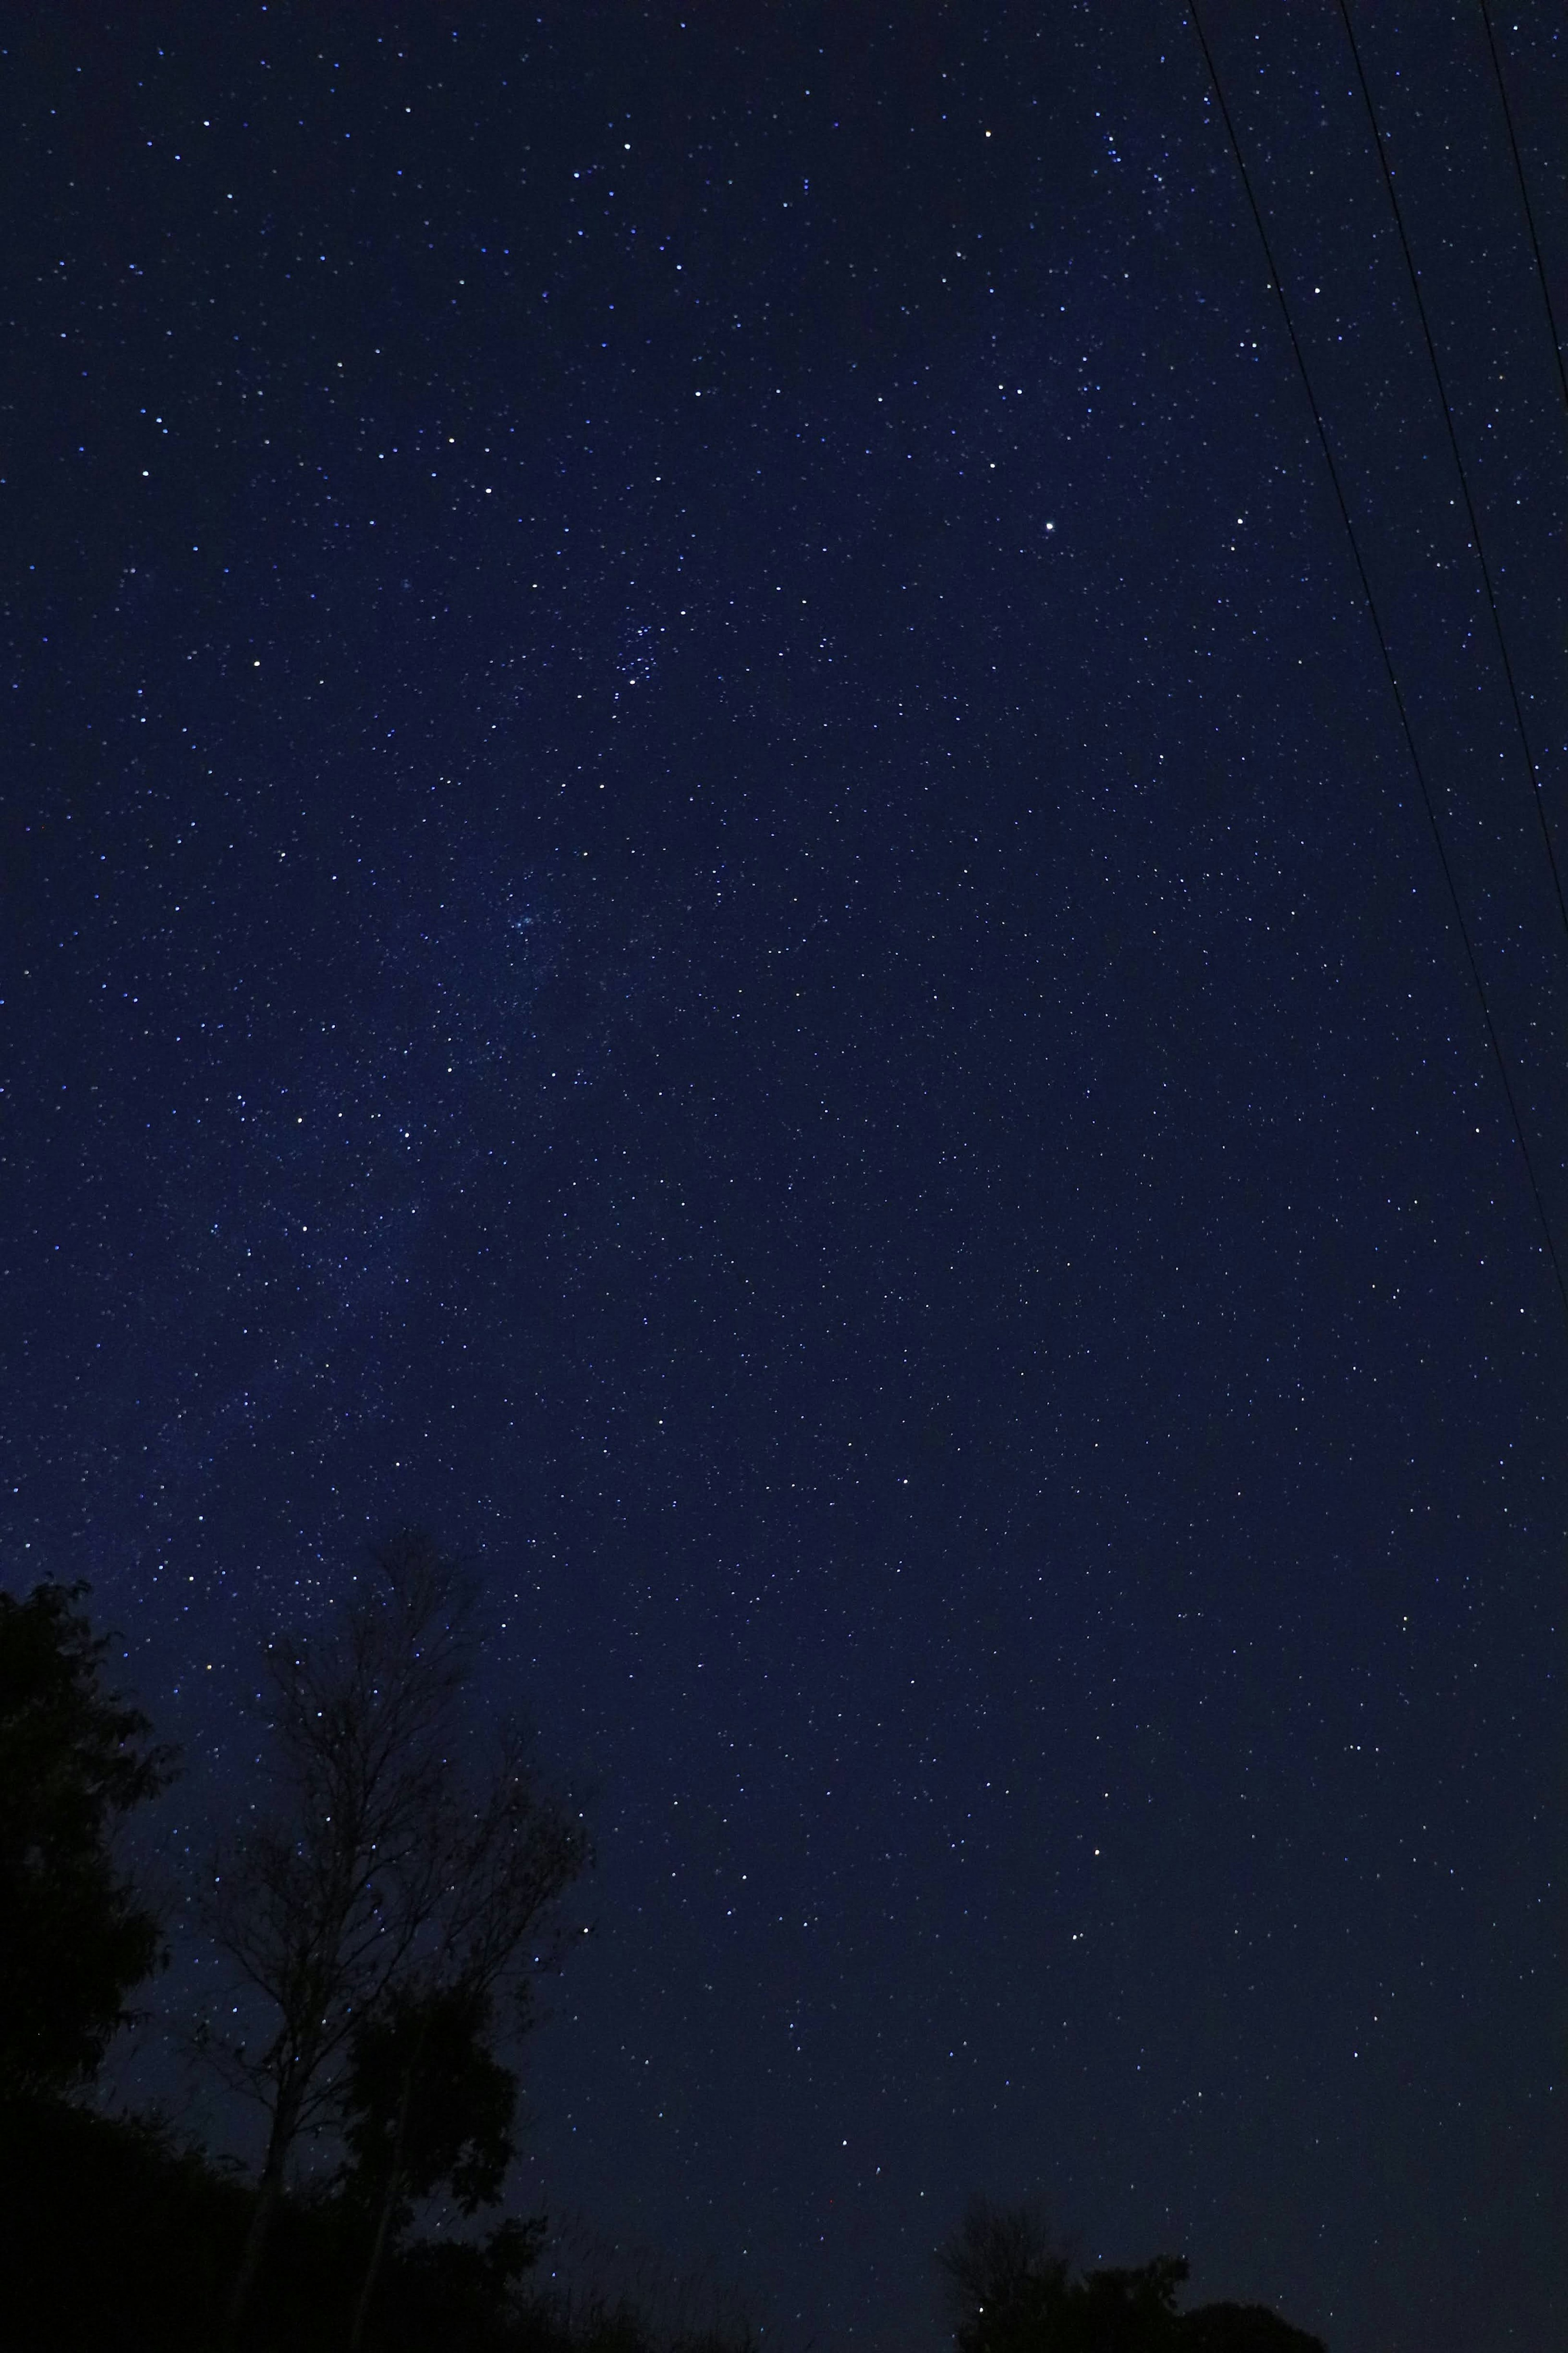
222;2074;303;2349
347;2063;415;2353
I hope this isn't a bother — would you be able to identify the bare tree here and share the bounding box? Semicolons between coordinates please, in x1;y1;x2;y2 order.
199;1532;588;2346
344;1721;590;2351
936;2195;1070;2352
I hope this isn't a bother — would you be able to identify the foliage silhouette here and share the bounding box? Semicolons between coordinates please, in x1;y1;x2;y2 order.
342;1978;521;2349
0;1568;746;2353
938;2192;1072;2345
198;1530;589;2342
0;2090;556;2353
0;1579;1330;2353
0;1578;177;2098
936;2197;1326;2353
0;2093;249;2353
1178;2310;1332;2352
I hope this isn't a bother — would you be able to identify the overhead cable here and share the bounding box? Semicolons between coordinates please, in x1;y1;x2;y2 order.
1476;0;1568;428
1185;0;1568;1329
1336;0;1568;953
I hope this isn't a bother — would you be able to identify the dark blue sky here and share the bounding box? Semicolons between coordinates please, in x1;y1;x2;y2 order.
4;5;1565;2348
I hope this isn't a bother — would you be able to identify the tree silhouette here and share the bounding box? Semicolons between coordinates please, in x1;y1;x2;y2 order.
0;1578;176;2099
200;1530;588;2345
341;1979;520;2350
1178;2310;1328;2352
937;2200;1326;2353
937;2195;1076;2353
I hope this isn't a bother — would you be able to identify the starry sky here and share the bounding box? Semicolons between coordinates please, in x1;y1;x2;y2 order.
4;4;1566;2348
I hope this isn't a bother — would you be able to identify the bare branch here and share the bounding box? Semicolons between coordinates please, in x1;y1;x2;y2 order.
196;1531;588;2344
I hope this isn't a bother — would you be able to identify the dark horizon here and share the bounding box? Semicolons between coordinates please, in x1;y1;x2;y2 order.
4;5;1565;2347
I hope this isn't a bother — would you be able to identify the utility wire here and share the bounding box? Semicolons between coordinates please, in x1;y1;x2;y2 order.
1336;0;1568;953
1477;0;1568;428
1185;0;1568;1328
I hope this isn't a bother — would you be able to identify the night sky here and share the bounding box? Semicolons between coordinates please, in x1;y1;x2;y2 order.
4;4;1566;2348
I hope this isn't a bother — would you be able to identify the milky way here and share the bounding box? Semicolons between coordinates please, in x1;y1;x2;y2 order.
5;9;1566;2349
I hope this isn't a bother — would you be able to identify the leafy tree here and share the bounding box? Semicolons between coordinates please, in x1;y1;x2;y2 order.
937;2195;1075;2353
376;2219;547;2353
0;2094;249;2352
201;1531;590;2344
341;1979;520;2349
0;1578;176;2097
937;2200;1325;2353
1072;2257;1187;2349
1178;2310;1327;2352
344;1979;517;2216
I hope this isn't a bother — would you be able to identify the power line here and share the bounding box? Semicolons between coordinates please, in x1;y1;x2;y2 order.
1185;0;1568;1329
1476;0;1568;429
1336;0;1568;955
